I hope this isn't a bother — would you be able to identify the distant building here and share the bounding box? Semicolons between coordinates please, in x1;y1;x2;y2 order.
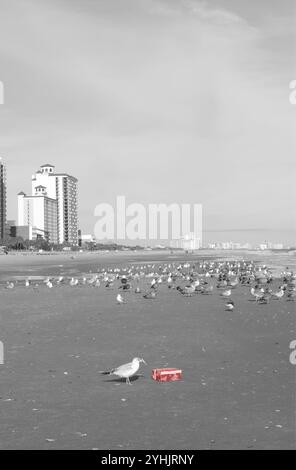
183;233;201;250
5;219;16;238
31;164;78;245
0;158;6;239
171;232;201;250
78;229;82;247
80;234;96;246
272;243;284;250
10;225;48;241
267;242;284;250
207;241;252;250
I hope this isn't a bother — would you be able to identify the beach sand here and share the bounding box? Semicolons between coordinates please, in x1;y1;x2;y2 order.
0;251;295;449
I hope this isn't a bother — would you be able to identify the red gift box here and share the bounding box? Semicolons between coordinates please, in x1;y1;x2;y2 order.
151;368;182;382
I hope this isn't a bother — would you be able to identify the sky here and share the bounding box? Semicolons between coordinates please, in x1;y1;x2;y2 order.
0;0;295;245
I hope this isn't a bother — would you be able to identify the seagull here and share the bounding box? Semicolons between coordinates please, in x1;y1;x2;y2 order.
88;276;97;286
100;357;147;384
182;285;195;296
116;293;126;304
228;278;239;288
258;293;271;304
25;279;30;288
143;291;156;299
6;281;14;289
287;290;296;301
221;289;232;298
150;278;156;288
57;276;64;285
225;302;234;311
250;287;264;302
69;277;79;287
272;288;285;300
119;283;131;291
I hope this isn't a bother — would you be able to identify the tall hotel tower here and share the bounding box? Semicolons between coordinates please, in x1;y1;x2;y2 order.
0;158;6;240
18;164;78;245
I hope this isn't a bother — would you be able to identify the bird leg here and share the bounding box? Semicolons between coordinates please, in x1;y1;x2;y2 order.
126;377;132;385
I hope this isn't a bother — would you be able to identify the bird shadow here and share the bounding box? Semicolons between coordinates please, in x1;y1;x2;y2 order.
102;374;143;383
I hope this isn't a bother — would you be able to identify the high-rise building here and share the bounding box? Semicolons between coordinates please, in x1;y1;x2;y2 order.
0;158;7;240
17;186;58;243
31;164;78;245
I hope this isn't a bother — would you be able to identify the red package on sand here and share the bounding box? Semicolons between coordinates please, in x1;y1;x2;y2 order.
151;368;182;382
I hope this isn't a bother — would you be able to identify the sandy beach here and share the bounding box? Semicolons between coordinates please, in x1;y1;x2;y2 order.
0;250;295;449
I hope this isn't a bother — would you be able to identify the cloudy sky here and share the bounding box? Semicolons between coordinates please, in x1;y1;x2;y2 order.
0;0;295;244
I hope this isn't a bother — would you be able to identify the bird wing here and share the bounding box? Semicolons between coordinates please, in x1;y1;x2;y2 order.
114;361;132;371
113;361;134;375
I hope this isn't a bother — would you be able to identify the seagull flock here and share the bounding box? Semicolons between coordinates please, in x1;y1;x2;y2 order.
2;260;295;309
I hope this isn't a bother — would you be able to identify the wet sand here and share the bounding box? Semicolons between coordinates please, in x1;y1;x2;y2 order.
0;251;295;449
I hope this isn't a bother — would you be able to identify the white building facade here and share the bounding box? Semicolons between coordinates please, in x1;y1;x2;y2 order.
17;164;78;245
17;187;58;243
31;164;78;245
18;185;58;243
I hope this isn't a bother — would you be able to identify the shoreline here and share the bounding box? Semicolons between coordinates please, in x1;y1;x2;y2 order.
0;249;295;280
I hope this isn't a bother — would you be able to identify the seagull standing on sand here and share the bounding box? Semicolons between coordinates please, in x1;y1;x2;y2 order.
100;357;147;384
225;301;234;311
150;278;156;288
70;277;79;287
221;289;232;298
57;276;64;285
220;289;231;298
116;293;126;304
250;287;264;302
272;288;285;300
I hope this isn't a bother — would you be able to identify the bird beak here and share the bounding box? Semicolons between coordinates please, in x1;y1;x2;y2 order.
142;359;147;365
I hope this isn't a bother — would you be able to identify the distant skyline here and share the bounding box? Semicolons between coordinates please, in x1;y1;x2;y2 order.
0;0;295;245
